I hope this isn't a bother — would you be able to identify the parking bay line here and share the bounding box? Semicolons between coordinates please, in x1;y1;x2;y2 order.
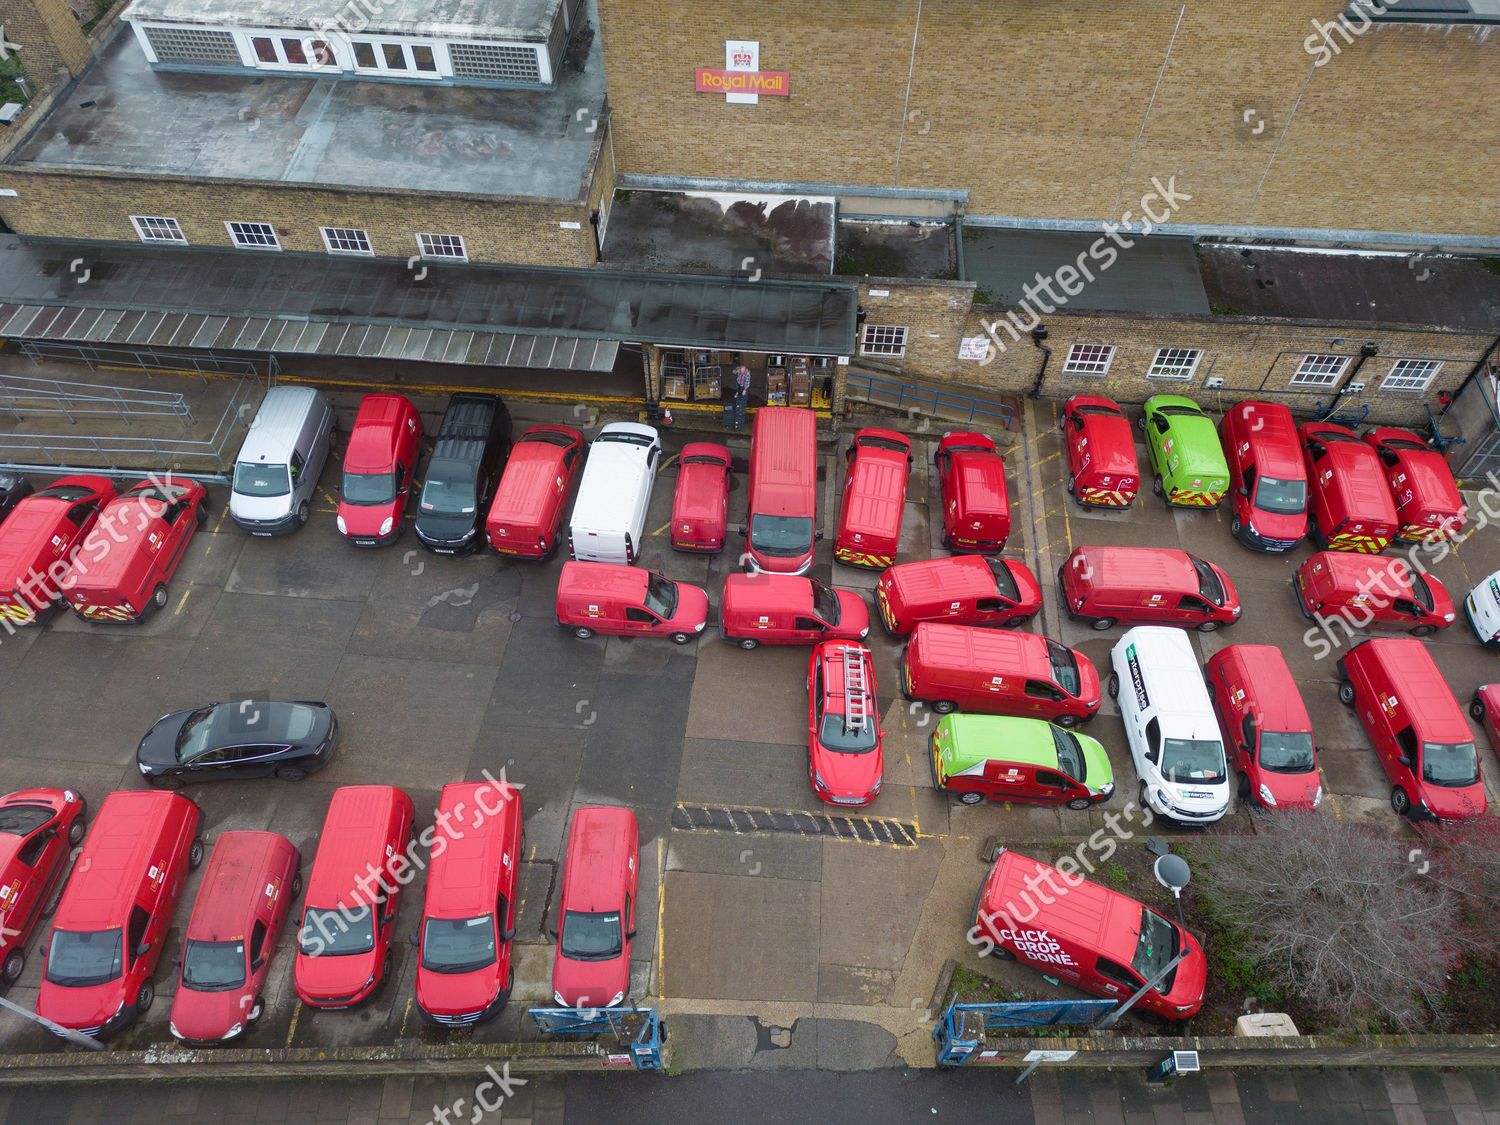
173;589;190;616
655;836;666;1000
284;1000;302;1047
670;803;920;848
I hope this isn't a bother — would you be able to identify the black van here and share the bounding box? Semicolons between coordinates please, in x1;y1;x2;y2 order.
415;394;512;554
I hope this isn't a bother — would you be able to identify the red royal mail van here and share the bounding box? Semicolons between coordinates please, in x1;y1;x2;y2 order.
169;830;300;1043
551;806;638;1009
1061;395;1139;508
741;406;819;575
38;790;203;1039
1338;638;1485;820
486;424;585;559
0;788;87;985
1364;427;1466;543
1221;400;1308;552
1205;645;1321;810
876;554;1042;635
972;848;1206;1020
720;573;869;649
0;475;117;627
295;785;415;1009
671;442;732;553
902;622;1100;726
1299;422;1398;553
415;779;522;1026
935;431;1011;551
835;429;912;569
64;478;207;622
1294;551;1455;636
557;561;709;644
806;640;884;806
1058;545;1241;632
337;394;423;547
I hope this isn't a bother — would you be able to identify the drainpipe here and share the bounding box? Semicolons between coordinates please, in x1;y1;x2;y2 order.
1336;342;1379;397
1028;325;1051;399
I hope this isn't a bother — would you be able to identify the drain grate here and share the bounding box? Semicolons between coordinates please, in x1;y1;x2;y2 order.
671;803;919;847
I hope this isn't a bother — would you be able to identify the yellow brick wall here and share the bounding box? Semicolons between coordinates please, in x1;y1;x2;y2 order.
0;0;93;83
595;0;1500;239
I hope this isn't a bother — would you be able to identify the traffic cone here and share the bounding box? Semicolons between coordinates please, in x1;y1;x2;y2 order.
661;408;674;427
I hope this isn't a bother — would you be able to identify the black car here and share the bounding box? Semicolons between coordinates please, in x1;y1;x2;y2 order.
0;472;34;523
137;701;337;788
415;393;512;555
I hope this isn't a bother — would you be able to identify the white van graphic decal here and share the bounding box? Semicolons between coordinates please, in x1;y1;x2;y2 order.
997;927;1079;967
1126;644;1149;710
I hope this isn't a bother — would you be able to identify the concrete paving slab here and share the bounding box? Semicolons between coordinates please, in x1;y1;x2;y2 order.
177;523;249;590
666;829;824;883
662;871;819;1002
818;841;944;972
675;738;815;810
816;963;899;1006
47;580;223;641
686;639;806;744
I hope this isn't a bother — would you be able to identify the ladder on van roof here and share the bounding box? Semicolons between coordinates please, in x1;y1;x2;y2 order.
843;647;870;733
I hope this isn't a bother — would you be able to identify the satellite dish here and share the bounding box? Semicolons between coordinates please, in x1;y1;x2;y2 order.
1154;853;1192;897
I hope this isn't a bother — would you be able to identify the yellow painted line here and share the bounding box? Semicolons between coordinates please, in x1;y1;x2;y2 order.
1320;766;1342;821
399;997;414;1038
654;836;666;1000
173;589;191;616
284;1001;303;1047
1055;404;1073;553
318;486;339;507
1032;449;1061;468
651;521;671;537
659;453;679;472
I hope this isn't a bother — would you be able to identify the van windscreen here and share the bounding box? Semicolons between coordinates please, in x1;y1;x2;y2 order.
1259;732;1315;773
750;515;814;557
182;939;247;991
300;905;376;956
595;432;654;447
1423;742;1479;787
560;910;622;961
986;559;1019;601
233;463;291;498
422;915;497;974
1191;558;1226;606
421;462;477;515
1045;641;1080;696
1162;739;1226;784
342;470;398;506
644;574;679;618
1131;909;1179;992
857;436;910;453
1051;727;1086;783
1252;476;1307;515
45;928;123;987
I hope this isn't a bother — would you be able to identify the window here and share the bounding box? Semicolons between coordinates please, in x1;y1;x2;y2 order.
130;215;186;243
1097;957;1139;987
448;42;542;83
1396;726;1419;765
1147;347;1202;380
252;37;277;63
416;233;467;261
625;607;656;624
382;42;407;69
17;828;52;867
794;617;826;633
351;39;443;76
249;920;269;968
226;221;280;250
353;41;377;68
1035;771;1070;790
1381;359;1442;393
411;44;437;71
1062;344;1115;377
1291;354;1350;387
281;38;307;65
1024;680;1064;702
141;26;241;67
249;35;334;68
859;325;908;357
127;906;151;960
320;226;374;255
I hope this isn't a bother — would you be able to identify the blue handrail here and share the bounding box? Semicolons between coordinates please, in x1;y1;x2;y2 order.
845;371;1015;428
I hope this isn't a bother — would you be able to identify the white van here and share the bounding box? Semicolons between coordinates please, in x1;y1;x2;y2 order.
568;423;661;564
1464;571;1500;650
230;386;337;536
1108;626;1229;824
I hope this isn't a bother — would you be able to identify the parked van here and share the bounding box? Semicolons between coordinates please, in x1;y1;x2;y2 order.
337;394;422;547
0;475;116;627
415;780;522;1027
1108;627;1230;824
230;386;336;536
1221;400;1308;552
1205;645;1321;810
486;424;585;559
569;423;662;564
1299;421;1398;553
1061;394;1139;508
934;431;1011;551
1364;427;1466;543
551;806;638;1009
1058;545;1240;632
0;788;87;985
719;573;868;649
294;786;415;1009
835;428;912;568
1294;551;1455;636
671;443;732;553
556;561;709;644
38;790;203;1039
416;393;512;555
902;623;1100;726
973;848;1207;1020
1141;394;1229;507
875;555;1042;635
741;406;819;574
929;714;1113;808
64;478;208;622
1337;638;1485;820
1464;571;1500;650
169;830;300;1043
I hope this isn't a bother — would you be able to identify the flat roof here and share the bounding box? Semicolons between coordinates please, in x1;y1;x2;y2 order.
961;228;1212;317
4;25;604;199
124;0;563;39
601;190;836;278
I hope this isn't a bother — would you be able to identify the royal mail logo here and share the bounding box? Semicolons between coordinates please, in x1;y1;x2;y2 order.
695;67;790;98
731;49;753;66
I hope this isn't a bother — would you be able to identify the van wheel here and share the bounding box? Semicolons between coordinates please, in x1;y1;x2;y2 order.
1197;619;1220;633
1230;515;1243;538
1065;797;1093;811
151;584;169;612
1004;615;1033;628
738;638;759;651
188;838;205;868
296;501;310;526
291;873;303;897
1338;681;1356;706
1;949;24;983
1238;772;1252;799
68;811;86;847
195;501;209;527
1055;714;1080;729
1066;473;1077;495
1470;698;1487;721
1409;624;1434;637
957;791;984;806
670;632;692;645
573;626;595;640
1152;475;1163;497
136;981;155;1014
932;700;957;715
1139;781;1152;811
1391;786;1413;816
1090;616;1116;631
247;996;264;1023
991;945;1016;960
275;766;308;782
1107;672;1119;700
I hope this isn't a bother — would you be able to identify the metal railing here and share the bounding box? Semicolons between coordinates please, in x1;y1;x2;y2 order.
845;371;1016;427
0;371;196;425
16;340;277;382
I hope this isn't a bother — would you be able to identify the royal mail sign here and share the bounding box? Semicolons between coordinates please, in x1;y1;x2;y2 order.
697;40;788;103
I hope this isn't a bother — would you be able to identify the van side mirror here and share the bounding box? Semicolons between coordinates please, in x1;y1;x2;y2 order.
501;927;516;942
547;924;559;939
408;934;419;948
135;942;151;957
626;928;638;941
1237;486;1249;497
1397;754;1413;768
814;530;824;541
738;525;747;537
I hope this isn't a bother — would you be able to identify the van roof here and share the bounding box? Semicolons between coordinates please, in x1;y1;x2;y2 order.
558;561;650;600
1302;424;1398;522
1366;428;1463;513
425;782;518;918
885;556;998;603
912;621;1050;677
185;831;293;943
305;786;412;910
435;394;503;440
55;791;197;930
561;806;637;912
1071;545;1198;592
0;494;76;585
983;849;1145;966
751;407;818;516
236;386;322;465
722;573;816;615
1350;638;1470;741
571;434;656;529
843;432;910;535
1304;551;1415;594
344;394;411;472
1208;644;1311;732
71;485;180;588
940;714;1063;770
489;429;575;526
1228;401;1304;479
1113;626;1218;726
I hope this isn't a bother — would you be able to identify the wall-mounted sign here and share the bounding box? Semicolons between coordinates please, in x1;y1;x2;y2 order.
958;336;993;361
696;40;788;103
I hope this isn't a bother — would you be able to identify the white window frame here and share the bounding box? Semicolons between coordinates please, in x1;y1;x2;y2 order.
1380;359;1442;394
1062;344;1116;377
1146;347;1202;381
348;37;445;80
129;215;187;244
320;226;375;256
225;221;281;250
1291;354;1350;388
244;31;340;72
415;233;467;261
859;325;908;357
